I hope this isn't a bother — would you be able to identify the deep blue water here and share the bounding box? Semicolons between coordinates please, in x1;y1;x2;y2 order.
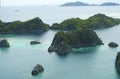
0;6;120;79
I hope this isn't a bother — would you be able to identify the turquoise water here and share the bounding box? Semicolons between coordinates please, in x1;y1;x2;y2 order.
0;6;120;79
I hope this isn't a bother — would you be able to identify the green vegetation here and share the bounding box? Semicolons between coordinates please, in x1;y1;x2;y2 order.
0;20;6;34
0;14;120;34
87;14;120;29
51;18;85;30
48;28;103;55
51;13;120;30
0;17;49;34
55;41;72;55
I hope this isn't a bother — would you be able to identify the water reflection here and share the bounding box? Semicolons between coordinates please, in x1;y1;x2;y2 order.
56;53;69;58
0;47;9;53
31;73;43;79
72;46;100;54
49;46;101;58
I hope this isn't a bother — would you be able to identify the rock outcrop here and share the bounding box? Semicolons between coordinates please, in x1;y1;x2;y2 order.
48;28;103;55
108;42;118;47
31;64;44;75
55;41;72;55
30;41;41;45
0;39;10;47
115;52;120;73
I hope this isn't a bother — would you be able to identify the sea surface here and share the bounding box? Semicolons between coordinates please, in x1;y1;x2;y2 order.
0;6;120;79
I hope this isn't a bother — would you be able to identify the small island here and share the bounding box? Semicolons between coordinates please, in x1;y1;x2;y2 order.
108;42;118;47
48;28;103;55
0;39;10;47
30;41;41;45
31;64;44;75
51;13;120;30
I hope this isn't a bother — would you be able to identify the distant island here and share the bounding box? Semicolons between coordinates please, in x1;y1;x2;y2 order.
60;1;120;6
61;1;89;6
100;2;120;6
